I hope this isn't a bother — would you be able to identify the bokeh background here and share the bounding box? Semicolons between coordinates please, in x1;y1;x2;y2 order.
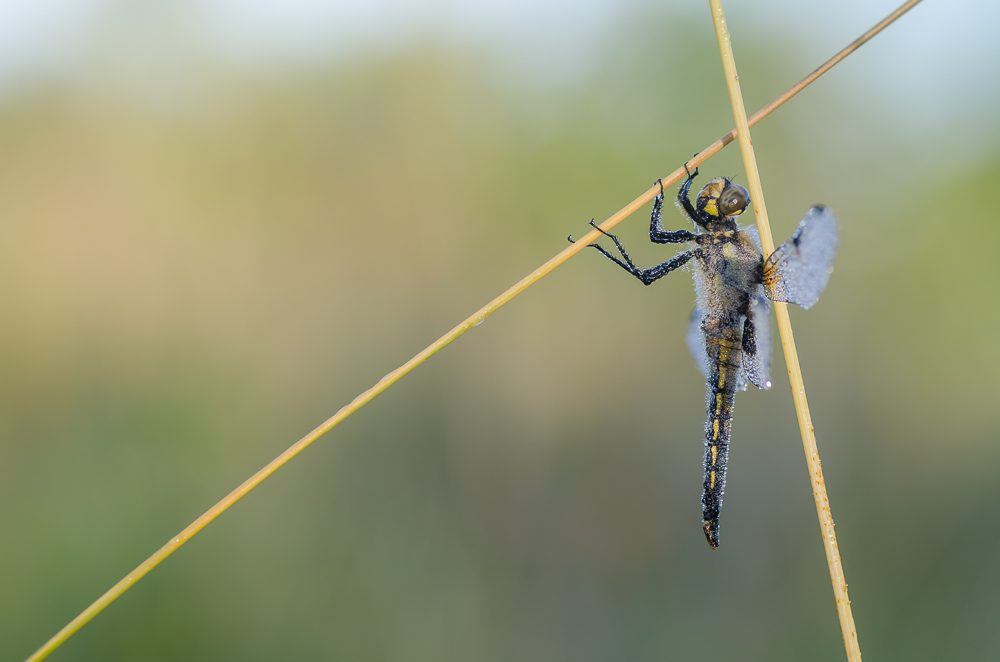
2;1;999;660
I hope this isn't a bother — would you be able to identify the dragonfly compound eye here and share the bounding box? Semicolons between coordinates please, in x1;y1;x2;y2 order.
718;184;750;217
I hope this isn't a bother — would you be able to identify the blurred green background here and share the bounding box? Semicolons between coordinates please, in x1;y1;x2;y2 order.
3;1;999;660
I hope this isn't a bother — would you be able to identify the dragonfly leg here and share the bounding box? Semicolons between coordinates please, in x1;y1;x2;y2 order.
587;220;696;285
650;179;698;244
676;163;705;227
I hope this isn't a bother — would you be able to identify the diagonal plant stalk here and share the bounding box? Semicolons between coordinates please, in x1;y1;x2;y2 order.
25;2;922;660
709;1;867;659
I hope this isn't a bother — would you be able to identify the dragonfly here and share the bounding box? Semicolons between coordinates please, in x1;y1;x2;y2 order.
575;166;838;548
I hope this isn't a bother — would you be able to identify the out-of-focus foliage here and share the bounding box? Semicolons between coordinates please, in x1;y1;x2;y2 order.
2;7;999;662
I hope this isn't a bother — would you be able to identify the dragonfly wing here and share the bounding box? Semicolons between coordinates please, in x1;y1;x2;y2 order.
741;288;772;390
763;206;839;310
686;307;710;379
735;361;750;392
744;224;762;253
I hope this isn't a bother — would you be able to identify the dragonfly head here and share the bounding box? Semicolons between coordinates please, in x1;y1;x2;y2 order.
696;177;750;229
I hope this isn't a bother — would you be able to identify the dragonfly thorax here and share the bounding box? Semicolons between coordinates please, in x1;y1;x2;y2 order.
694;229;762;324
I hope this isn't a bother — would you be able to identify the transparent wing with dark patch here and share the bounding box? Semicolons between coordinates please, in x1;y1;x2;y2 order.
741;288;772;390
763;206;839;310
686;308;710;379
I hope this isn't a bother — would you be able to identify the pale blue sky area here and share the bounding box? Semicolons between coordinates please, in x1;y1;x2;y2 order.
0;1;995;154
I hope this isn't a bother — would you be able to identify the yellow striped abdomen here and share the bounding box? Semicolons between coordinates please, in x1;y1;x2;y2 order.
701;324;742;548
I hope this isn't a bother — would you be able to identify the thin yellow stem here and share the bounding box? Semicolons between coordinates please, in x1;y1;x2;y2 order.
708;2;875;661
25;3;921;660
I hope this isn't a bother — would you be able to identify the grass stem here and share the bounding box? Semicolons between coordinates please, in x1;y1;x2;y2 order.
707;1;892;660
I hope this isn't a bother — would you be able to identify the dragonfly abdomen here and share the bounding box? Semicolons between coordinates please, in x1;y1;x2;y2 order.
702;323;743;549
